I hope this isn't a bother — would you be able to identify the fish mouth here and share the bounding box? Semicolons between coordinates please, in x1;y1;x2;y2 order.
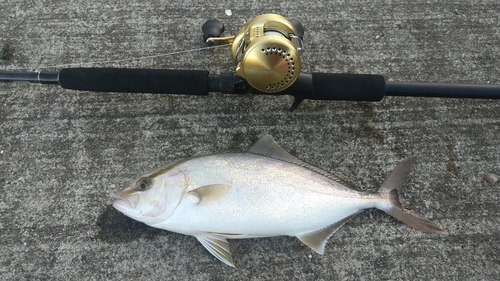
112;193;138;211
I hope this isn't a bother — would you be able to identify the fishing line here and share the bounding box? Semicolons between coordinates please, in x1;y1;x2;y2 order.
2;43;232;71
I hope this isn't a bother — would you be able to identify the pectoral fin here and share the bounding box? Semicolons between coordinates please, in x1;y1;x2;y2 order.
296;212;360;254
188;184;231;204
196;234;234;267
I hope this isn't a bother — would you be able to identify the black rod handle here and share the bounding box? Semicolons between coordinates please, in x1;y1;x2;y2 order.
58;68;209;95
309;73;386;101
386;81;500;99
259;73;387;101
250;73;387;110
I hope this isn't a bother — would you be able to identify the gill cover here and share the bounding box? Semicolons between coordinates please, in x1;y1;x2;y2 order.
147;168;189;224
114;166;188;225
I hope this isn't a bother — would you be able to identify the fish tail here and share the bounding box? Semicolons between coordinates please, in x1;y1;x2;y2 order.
375;156;444;234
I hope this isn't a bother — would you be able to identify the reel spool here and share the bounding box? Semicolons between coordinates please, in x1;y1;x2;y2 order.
202;14;305;93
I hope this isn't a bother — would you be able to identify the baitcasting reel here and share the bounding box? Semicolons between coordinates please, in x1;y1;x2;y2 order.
202;14;305;93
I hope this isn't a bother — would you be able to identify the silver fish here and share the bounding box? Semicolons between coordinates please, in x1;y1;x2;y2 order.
113;135;443;267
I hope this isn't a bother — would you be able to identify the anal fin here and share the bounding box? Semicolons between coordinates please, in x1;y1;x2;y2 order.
196;234;235;267
296;212;360;254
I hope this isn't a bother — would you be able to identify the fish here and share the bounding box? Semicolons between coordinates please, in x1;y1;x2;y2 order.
112;134;443;267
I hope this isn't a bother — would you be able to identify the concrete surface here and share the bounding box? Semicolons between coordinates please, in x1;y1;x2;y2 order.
1;0;499;280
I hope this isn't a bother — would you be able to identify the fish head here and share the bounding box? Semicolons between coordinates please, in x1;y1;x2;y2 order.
112;165;188;226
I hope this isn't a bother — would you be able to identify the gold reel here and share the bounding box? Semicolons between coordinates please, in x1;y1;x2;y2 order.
204;14;304;93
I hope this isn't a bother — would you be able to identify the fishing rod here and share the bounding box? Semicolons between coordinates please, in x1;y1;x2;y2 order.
1;13;500;111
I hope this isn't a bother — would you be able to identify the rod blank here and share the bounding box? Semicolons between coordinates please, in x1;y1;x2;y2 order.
386;81;500;99
0;71;59;84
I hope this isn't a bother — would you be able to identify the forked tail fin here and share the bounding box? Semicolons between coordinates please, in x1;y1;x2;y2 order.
376;157;444;234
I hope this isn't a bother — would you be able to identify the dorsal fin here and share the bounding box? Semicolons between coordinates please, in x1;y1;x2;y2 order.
248;135;357;189
247;134;300;162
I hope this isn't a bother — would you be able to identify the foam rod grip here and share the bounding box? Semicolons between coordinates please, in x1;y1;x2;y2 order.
59;68;209;95
310;73;386;101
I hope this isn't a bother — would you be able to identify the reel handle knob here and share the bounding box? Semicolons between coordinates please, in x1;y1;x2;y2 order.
289;19;304;39
202;19;225;43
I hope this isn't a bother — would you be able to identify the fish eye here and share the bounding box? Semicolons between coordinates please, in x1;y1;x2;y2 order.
136;178;152;191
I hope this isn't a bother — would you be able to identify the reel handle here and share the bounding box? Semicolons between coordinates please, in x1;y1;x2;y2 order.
202;19;225;43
